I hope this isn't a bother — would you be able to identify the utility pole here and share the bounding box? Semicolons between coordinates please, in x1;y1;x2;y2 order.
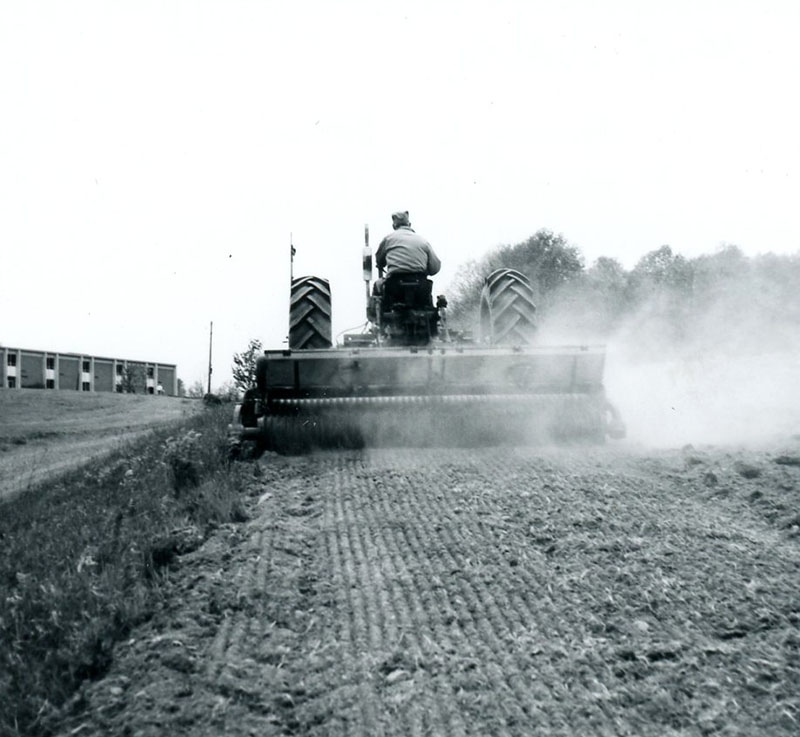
207;320;213;395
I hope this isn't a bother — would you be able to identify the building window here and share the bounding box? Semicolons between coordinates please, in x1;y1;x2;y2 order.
82;381;91;391
46;357;55;369
82;360;90;372
116;364;123;376
46;379;55;389
7;354;16;367
7;377;16;388
147;367;154;378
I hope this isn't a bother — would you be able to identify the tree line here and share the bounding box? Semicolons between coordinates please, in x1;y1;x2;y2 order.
447;229;800;357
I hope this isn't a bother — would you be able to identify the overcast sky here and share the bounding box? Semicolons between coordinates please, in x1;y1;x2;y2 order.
2;0;798;389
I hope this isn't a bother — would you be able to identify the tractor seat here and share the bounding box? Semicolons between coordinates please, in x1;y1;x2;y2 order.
382;272;434;311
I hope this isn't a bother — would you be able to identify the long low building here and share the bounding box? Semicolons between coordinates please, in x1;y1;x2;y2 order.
1;346;177;396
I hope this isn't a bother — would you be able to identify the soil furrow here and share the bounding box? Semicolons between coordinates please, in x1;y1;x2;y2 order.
461;459;634;733
400;468;552;722
382;529;472;736
355;456;462;737
372;474;476;736
386;459;560;735
330;459;384;735
320;470;359;737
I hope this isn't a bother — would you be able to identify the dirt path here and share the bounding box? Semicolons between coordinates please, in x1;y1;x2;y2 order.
55;443;800;736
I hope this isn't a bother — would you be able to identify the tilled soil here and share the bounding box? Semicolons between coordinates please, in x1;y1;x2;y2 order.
54;442;800;736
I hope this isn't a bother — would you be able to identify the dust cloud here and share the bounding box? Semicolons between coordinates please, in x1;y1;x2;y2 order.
605;348;800;448
537;281;800;448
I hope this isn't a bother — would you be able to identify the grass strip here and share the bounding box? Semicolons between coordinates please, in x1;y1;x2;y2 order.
0;404;248;737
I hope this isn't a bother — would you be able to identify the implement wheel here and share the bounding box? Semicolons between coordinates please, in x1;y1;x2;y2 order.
289;276;332;349
480;268;537;345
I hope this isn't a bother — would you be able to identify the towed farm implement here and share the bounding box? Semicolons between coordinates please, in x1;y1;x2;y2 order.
231;228;624;454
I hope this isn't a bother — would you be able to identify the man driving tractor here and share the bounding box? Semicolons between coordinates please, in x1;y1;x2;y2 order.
371;211;443;344
375;210;441;280
374;210;441;306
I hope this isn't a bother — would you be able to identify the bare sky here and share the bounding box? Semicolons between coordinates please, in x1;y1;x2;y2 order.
2;0;798;389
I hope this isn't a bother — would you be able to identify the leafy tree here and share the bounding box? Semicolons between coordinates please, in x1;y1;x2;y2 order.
629;245;693;295
588;256;626;286
508;230;584;294
232;339;263;393
555;256;630;335
120;365;146;394
187;380;205;398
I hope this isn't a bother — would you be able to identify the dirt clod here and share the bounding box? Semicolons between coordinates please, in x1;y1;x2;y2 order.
385;669;410;685
735;461;762;479
774;455;800;467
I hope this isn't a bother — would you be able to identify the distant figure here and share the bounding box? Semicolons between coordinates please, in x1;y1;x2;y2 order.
156;382;164;395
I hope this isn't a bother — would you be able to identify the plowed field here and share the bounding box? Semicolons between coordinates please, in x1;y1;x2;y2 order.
56;443;800;736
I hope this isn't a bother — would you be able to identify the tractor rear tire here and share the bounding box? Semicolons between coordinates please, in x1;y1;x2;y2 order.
479;268;537;345
289;276;332;350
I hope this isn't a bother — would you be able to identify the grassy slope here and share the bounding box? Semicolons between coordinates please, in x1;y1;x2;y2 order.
0;402;246;737
0;389;198;499
0;388;196;438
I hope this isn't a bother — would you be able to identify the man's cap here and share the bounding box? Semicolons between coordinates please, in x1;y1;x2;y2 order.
391;210;410;226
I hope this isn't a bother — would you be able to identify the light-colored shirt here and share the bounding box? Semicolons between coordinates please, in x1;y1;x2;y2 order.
376;226;441;277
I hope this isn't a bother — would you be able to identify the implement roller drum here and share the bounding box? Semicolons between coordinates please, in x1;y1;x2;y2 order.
257;392;608;453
